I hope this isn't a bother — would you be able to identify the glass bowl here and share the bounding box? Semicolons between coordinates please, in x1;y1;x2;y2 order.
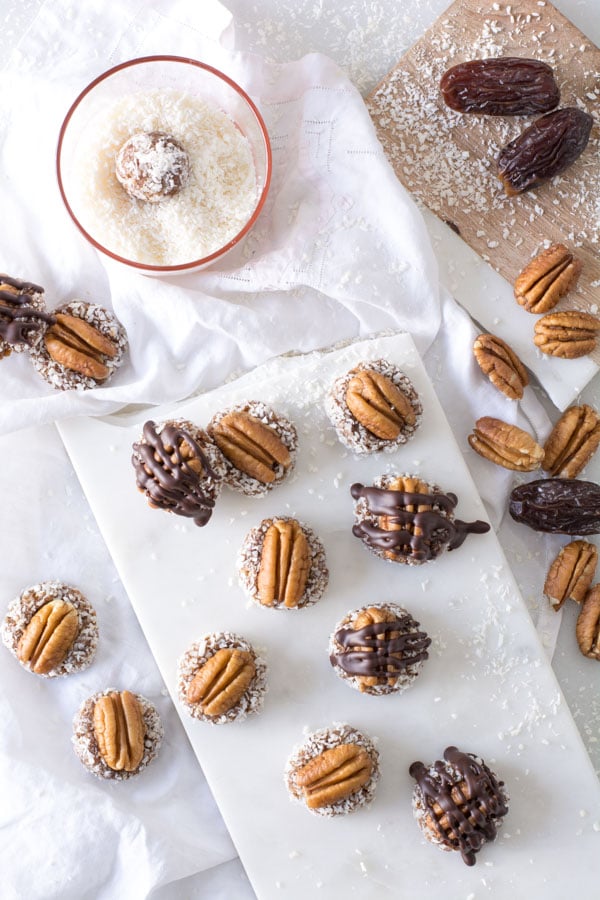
57;56;272;276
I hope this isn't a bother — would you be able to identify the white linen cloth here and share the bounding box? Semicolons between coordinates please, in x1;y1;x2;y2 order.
0;0;556;898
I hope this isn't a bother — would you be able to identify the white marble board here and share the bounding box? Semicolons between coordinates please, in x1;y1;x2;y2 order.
58;333;600;899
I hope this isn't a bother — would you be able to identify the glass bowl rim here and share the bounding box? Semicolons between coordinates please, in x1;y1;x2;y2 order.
56;54;272;273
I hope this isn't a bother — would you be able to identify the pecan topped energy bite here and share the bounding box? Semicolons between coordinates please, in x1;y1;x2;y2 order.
324;358;422;455
285;723;380;816
0;274;53;357
329;602;431;695
409;746;509;866
132;418;226;527
72;688;163;780
351;474;490;565
208;401;298;496
1;581;98;678
177;632;267;724
237;516;328;609
29;299;128;390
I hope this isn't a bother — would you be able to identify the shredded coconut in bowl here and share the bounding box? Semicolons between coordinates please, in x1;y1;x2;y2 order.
70;89;258;266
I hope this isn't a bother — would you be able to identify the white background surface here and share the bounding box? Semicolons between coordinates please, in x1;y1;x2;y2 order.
58;333;600;899
1;1;599;898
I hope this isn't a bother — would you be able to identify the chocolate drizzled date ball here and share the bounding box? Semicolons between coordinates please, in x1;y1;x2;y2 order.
329;603;431;695
351;474;490;565
0;274;51;357
409;746;509;866
131;419;227;527
115;131;190;202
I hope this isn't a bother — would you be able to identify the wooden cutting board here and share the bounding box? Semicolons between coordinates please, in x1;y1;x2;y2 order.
367;0;600;357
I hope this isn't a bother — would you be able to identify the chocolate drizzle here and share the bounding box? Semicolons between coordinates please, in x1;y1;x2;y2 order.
132;420;217;527
331;616;431;677
0;274;54;347
351;483;489;561
409;746;508;866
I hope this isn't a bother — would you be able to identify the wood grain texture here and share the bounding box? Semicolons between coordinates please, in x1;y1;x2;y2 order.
367;0;600;360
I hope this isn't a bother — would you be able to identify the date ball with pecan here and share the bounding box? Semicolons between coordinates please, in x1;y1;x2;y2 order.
1;581;98;677
177;632;267;724
132;418;227;528
285;723;380;816
351;474;490;565
409;745;508;866
329;602;431;695
208;401;298;496
0;274;52;358
237;516;329;610
29;299;128;390
324;358;422;455
73;688;163;780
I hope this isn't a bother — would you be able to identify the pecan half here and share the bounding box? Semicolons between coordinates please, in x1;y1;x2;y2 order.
16;599;79;675
534;311;600;358
576;586;600;660
256;519;310;607
544;540;598;610
211;411;291;483
473;334;529;400
186;648;256;717
294;742;373;809
514;244;582;314
93;690;145;772
468;417;544;471
543;405;600;477
352;606;401;689
45;313;118;380
345;369;416;440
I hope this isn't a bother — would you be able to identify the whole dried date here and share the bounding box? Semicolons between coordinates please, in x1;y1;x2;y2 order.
498;107;593;196
440;57;559;115
509;478;600;534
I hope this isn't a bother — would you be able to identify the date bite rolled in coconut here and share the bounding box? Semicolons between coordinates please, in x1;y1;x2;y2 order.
351;473;489;565
73;688;163;780
329;602;431;695
0;274;51;357
324;358;422;455
208;401;298;496
285;723;380;817
29;299;128;390
131;418;227;527
1;581;98;678
409;745;509;866
177;631;267;724
237;516;328;609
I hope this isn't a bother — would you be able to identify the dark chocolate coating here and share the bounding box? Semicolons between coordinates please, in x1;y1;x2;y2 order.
509;478;600;534
0;274;53;347
132;420;217;527
409;746;508;866
351;483;489;561
330;615;431;677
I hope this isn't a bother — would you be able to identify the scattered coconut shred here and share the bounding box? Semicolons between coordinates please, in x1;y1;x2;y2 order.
71;89;257;265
